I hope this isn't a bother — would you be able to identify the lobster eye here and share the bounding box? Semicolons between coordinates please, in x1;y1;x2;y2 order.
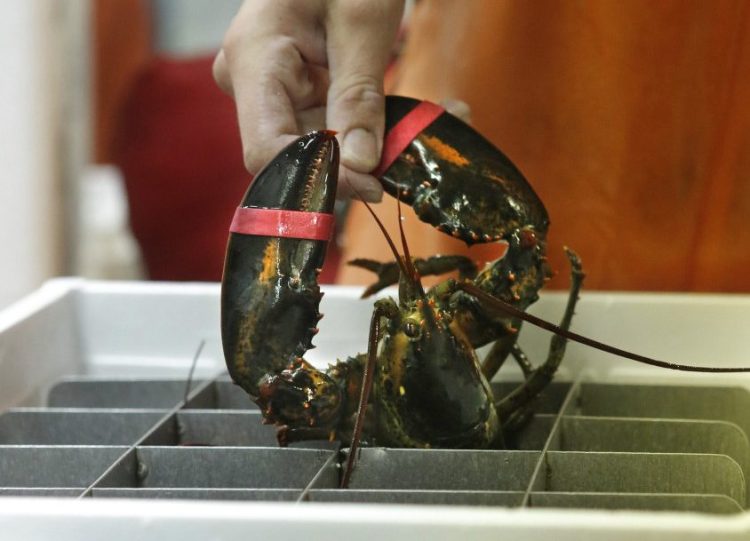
403;319;421;338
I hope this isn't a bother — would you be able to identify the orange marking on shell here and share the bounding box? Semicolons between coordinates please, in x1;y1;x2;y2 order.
258;240;279;283
422;135;469;167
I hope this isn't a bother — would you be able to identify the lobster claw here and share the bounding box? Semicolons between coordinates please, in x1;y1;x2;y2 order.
381;96;549;244
221;131;339;398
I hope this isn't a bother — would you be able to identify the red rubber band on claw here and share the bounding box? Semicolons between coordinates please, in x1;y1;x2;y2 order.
230;207;335;241
373;101;445;178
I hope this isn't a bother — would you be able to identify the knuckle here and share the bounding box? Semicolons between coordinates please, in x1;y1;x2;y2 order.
266;37;305;72
330;76;384;116
221;24;245;56
212;52;228;86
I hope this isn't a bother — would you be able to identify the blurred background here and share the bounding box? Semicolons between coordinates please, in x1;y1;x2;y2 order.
2;0;749;311
0;0;245;309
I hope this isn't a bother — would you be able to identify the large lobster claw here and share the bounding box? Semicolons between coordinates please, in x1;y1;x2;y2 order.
380;96;549;245
221;131;339;399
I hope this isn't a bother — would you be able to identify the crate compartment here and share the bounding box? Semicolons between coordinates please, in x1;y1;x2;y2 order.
344;448;541;491
48;379;200;409
141;411;333;449
528;492;743;514
184;379;257;410
0;446;127;488
92;488;301;501
555;416;750;476
507;414;557;450
100;447;337;490
140;412;274;447
492;381;572;414
544;451;745;506
0;488;83;497
572;384;750;435
307;489;524;506
0;409;165;445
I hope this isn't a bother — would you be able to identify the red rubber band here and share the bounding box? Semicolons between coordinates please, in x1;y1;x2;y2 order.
229;207;335;241
373;101;445;177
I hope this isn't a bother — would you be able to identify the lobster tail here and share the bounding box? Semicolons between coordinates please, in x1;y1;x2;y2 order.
221;131;339;397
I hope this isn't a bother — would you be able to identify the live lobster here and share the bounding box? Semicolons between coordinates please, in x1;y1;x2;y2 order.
221;96;750;487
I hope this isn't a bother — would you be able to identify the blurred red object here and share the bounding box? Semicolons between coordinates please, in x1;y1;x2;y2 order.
113;55;340;283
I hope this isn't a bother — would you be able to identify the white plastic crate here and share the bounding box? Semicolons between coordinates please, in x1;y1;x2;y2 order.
1;278;750;540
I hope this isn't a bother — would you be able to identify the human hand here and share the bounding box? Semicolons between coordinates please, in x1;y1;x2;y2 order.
213;0;405;201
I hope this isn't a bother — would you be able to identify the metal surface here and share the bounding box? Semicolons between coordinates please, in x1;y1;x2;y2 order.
7;281;750;541
1;375;748;514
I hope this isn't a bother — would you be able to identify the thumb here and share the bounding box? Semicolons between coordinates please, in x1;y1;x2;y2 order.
326;1;404;176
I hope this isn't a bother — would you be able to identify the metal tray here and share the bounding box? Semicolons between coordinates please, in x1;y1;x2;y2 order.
2;279;750;540
1;376;747;514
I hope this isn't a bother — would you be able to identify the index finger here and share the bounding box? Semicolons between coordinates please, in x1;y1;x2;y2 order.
219;2;327;173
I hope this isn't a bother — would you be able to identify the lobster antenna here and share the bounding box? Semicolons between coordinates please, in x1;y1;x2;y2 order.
395;192;425;296
183;339;206;403
340;302;385;488
459;282;750;373
346;180;411;281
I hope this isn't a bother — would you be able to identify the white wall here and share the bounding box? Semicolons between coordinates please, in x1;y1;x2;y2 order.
0;1;90;309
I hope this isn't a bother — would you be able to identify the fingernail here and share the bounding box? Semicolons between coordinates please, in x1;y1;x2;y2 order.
440;98;471;124
343;169;383;202
342;128;378;171
358;186;383;203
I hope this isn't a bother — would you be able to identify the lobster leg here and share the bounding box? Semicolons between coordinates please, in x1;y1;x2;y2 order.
495;249;584;427
510;344;536;379
350;255;479;298
481;337;531;381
